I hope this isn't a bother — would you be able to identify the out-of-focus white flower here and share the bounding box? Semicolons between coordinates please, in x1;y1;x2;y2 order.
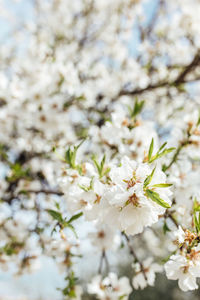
88;272;132;300
88;224;118;250
132;257;163;289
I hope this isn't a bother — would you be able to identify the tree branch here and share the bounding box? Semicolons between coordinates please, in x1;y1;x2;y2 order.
117;52;200;98
122;232;147;280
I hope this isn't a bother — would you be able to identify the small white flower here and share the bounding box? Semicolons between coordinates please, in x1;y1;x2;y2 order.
88;272;132;300
132;257;163;289
88;224;118;250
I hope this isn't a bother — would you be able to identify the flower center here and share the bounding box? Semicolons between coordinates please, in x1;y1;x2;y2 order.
127;193;140;207
98;230;105;239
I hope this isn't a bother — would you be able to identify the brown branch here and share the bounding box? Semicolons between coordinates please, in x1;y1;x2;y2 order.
164;211;179;228
118;76;200;98
117;52;200;98
2;189;63;205
118;81;169;97
174;52;200;84
122;232;147;280
18;189;64;196
98;249;109;274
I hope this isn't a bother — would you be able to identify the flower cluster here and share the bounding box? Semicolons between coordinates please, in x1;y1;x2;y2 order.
59;152;172;236
88;273;132;300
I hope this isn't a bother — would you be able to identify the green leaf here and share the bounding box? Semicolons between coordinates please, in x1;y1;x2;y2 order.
193;198;200;233
161;251;176;264
55;202;60;210
68;212;83;224
158;147;176;158
145;189;171;208
65;140;84;169
101;154;106;170
177;83;186;93
61;212;83;237
163;221;171;234
199;212;200;228
149;144;175;163
103;167;111;176
92;156;101;174
18;190;29;195
68;289;76;298
62;272;78;297
78;184;90;192
128;98;145;119
66;224;78;238
47;209;63;223
148;138;154;161
79;177;94;192
197;110;200;127
92;155;110;178
119;295;127;300
7;163;31;183
162;164;167;172
143;167;156;189
193;197;200;211
0;241;24;256
151;183;173;188
158;142;167;152
193;213;200;233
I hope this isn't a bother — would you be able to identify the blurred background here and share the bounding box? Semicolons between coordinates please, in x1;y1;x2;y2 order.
0;0;200;299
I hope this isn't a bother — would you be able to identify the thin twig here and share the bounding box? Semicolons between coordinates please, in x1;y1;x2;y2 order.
98;249;106;274
19;189;64;196
122;232;147;280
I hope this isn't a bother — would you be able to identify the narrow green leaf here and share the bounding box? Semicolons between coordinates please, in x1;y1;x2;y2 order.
149;147;175;163
158;142;167;152
101;154;106;170
197;110;200;127
148;138;154;161
67;224;78;238
92;155;109;178
199;212;200;229
103;167;110;177
68;212;83;224
55;202;60;210
151;183;173;188
128;99;145;119
194;213;199;233
161;251;176;264
47;209;63;223
65;140;85;169
163;221;171;234
159;147;176;157
146;189;171;208
78;184;90;192
143;167;156;188
92;156;101;174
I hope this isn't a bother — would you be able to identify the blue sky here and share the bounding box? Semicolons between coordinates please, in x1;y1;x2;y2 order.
0;0;34;43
